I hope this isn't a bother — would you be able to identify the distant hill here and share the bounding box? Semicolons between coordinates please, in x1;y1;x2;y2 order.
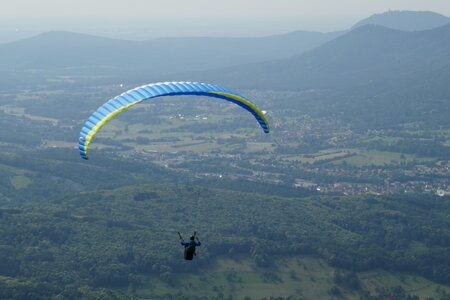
1;10;449;80
193;23;450;88
0;30;341;80
353;10;450;31
187;23;450;128
2;12;449;129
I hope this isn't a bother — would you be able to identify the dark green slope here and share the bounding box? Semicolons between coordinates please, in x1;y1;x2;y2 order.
1;183;448;295
0;148;314;205
0;150;177;204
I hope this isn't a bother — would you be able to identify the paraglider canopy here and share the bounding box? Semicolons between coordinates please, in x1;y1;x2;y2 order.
78;81;270;159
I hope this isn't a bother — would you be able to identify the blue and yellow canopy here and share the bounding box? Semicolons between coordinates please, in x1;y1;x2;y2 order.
79;81;270;159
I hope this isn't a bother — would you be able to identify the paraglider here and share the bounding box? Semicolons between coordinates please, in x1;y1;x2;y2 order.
78;81;270;159
178;231;201;260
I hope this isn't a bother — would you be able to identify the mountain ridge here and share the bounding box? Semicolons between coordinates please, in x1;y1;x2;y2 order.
0;29;341;75
186;23;450;90
179;23;450;129
353;10;450;31
1;10;448;85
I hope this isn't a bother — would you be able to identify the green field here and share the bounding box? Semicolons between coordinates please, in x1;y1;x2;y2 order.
124;256;450;299
280;148;431;166
86;114;272;154
333;150;434;166
1;93;445;169
0;104;59;123
282;149;356;164
9;175;33;189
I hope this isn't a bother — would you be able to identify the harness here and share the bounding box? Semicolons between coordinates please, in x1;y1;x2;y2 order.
179;231;197;260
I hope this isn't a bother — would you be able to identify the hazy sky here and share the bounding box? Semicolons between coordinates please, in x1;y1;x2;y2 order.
2;0;450;18
1;0;450;39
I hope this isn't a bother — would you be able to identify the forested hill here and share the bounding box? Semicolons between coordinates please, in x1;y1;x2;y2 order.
1;183;449;298
191;23;450;91
187;23;450;129
352;10;450;31
0;150;315;204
